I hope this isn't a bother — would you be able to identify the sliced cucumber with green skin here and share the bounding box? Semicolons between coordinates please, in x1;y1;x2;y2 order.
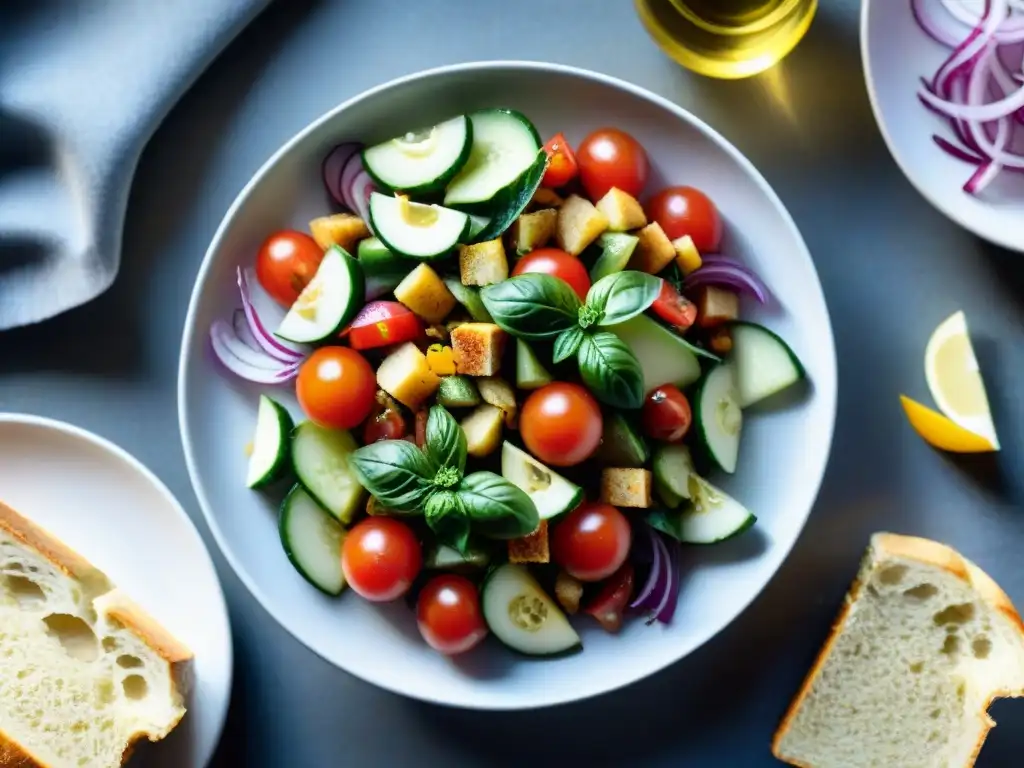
291;421;365;523
246;395;293;489
357;237;411;300
279;485;347;595
424;542;491;571
276;246;364;343
369;193;469;260
466;214;491;242
501;441;583;521
652;443;695;508
444;109;541;209
728;321;806;408
443;278;493;321
481;564;581;656
466;149;547;243
516;339;552;390
590;232;639;282
362;115;472;194
592;412;648;468
676;475;756;544
608;314;701;392
437;375;480;407
694;363;743;474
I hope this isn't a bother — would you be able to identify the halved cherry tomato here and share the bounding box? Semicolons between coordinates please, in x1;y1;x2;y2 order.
551;502;631;582
650;281;697;333
342;517;421;602
520;383;603;467
343;301;423;350
642;384;692;442
541;132;579;189
512;248;591;301
584;562;635;633
646;186;723;252
576;128;650;201
255;230;324;307
363;393;407;444
416;574;488;655
296;347;376;430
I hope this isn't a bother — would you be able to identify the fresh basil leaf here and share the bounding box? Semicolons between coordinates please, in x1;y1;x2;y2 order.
587;271;663;327
480;274;582;340
553;327;586;364
469;150;549;244
457;471;539;540
577;331;644;409
646;507;686;542
350;440;434;513
424;405;466;477
425;490;471;554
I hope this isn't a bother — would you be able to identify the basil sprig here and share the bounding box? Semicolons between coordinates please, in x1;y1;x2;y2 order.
350;405;539;551
482;270;661;408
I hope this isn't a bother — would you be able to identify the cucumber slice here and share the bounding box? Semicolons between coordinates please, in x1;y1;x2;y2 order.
608;314;702;392
246;395;293;489
279;485;347;595
291;421;365;523
369;193;469;260
592;412;648;468
676;476;756;544
501;441;583;521
590;233;639;282
516;339;552;390
357;236;411;300
466;215;491;242
362;115;472;194
481;564;581;656
437;375;481;408
695;364;743;474
652;443;695;507
443;278;493;321
728;321;806;407
466;149;547;243
276;246;364;343
424;542;491;572
444;109;541;208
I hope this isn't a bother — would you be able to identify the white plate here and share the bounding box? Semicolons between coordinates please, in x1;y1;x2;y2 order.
862;0;1024;252
0;414;232;767
179;61;837;710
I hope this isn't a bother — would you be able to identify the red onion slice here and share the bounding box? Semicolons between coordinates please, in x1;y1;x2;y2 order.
339;152;366;212
210;324;299;384
237;267;305;363
210;320;286;370
646;534;675;624
322;143;360;207
630;527;664;610
232;309;264;353
351;170;376;229
686;263;770;304
656;539;682;624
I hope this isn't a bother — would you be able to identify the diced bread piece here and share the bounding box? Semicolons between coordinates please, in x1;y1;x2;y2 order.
376;342;440;408
596;187;647;232
308;213;370;253
672;234;703;275
477;377;517;428
600;468;653;508
555;571;583;615
451;323;506;377
509;209;558;255
508;521;549;564
394;263;456;324
556;195;609;255
695;286;739;328
530;188;564;210
772;533;1024;768
628;222;676;274
460;405;503;458
459;239;508;286
0;502;192;768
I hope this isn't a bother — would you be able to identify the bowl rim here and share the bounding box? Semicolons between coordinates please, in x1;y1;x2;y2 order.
860;0;1023;254
177;59;837;710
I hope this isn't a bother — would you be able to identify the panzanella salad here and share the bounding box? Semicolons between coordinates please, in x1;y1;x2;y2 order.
210;109;806;657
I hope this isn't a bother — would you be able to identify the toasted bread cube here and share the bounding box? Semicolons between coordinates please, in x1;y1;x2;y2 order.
477;377;517;427
555;570;583;614
530;187;564;209
394;263;456;324
510;209;558;255
459;238;508;286
460;404;503;457
600;468;653;508
556;195;609;255
451;323;506;376
596;188;647;232
376;342;440;409
628;222;676;274
508;521;549;564
696;286;739;328
672;234;703;275
308;213;370;253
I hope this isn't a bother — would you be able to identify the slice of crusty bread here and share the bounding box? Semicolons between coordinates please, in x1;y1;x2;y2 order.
772;532;1024;768
0;501;192;768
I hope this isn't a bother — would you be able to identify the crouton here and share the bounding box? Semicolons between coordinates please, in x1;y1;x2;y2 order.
376;342;440;408
394;263;456;324
450;323;506;376
600;468;653;508
530;187;564;209
508;521;549;564
596;188;647;232
555;570;583;614
695;286;739;328
628;222;677;274
460;404;503;457
477;377;517;428
459;239;508;286
672;234;703;275
308;213;370;252
510;209;557;255
556;195;609;255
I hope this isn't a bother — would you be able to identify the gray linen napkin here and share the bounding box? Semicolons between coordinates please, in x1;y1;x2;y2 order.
0;0;272;330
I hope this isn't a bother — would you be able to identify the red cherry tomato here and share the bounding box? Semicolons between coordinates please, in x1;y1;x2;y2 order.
551;502;632;582
584;562;635;633
363;396;407;444
541;132;579;189
576;128;650;201
512;248;592;301
255;230;324;307
650;281;698;333
642;384;692;442
296;347;376;430
342;301;423;350
342;517;421;602
416;574;488;655
520;383;603;467
646;186;723;253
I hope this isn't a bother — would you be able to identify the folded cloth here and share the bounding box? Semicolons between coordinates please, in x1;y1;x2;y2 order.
0;0;272;330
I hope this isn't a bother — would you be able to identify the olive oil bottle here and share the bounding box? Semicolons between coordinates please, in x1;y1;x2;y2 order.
635;0;817;79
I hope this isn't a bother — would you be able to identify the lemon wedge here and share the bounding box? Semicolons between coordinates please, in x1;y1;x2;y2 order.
924;310;999;450
900;395;996;453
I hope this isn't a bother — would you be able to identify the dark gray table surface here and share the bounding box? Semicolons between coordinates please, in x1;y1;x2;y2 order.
3;0;1024;765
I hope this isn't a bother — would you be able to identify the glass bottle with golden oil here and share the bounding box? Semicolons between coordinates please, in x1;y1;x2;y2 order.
635;0;817;79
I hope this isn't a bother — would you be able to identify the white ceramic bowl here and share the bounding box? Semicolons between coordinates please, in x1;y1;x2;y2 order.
862;0;1024;252
178;62;836;710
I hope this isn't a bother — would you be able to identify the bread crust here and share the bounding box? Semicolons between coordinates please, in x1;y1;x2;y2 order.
0;730;46;768
771;532;1024;768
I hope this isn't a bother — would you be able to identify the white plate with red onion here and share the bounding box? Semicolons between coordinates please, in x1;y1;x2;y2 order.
863;0;1024;252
